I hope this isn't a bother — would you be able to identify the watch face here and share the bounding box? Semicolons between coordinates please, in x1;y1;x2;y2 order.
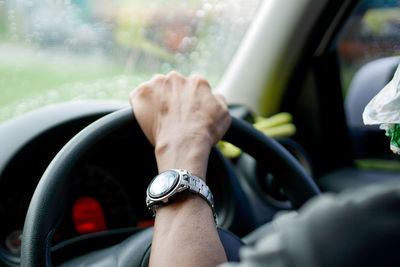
148;170;179;198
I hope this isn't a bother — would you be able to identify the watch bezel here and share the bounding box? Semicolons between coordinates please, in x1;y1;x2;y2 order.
147;170;182;200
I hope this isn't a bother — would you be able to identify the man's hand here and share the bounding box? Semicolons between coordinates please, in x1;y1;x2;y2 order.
129;72;230;267
129;71;231;179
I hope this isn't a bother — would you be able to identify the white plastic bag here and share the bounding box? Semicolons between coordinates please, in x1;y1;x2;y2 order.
363;63;400;154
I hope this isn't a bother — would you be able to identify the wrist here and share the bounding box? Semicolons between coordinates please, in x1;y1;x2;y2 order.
155;134;212;179
154;192;214;223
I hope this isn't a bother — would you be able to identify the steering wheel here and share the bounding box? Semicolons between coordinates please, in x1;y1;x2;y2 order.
21;107;320;266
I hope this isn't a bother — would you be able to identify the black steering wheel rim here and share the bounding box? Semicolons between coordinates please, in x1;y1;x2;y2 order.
21;107;320;266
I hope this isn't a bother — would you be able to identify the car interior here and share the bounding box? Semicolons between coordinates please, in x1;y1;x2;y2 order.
0;0;399;266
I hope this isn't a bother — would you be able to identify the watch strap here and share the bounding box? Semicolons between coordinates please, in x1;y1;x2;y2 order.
147;169;217;224
180;170;215;211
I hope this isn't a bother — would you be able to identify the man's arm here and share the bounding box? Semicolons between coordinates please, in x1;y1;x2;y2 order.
129;71;231;267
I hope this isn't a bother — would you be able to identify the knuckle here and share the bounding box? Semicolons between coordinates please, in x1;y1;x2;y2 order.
214;93;227;103
200;79;210;88
167;71;184;80
213;93;229;112
133;83;153;98
191;75;210;88
152;74;166;83
204;116;215;129
221;104;230;116
217;103;231;123
167;71;186;85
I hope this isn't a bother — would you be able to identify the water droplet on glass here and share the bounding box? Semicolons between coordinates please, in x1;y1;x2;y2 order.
203;3;212;11
189;51;199;61
162;63;172;72
215;3;226;12
196;10;205;18
8;11;15;20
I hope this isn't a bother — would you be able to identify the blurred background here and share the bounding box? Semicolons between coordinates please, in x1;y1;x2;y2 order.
338;0;400;95
0;0;261;121
0;0;399;122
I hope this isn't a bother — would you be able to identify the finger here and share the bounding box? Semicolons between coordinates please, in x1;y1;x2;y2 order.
150;74;167;90
151;74;166;82
167;71;185;81
213;93;230;114
166;71;186;92
189;74;211;90
213;92;231;130
130;82;153;101
213;92;227;106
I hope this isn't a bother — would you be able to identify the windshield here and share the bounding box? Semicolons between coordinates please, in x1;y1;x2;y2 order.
0;0;261;122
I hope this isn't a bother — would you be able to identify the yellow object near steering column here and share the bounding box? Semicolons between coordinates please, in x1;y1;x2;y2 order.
218;112;296;158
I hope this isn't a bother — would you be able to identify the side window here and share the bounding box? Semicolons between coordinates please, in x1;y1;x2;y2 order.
337;0;400;165
339;0;400;96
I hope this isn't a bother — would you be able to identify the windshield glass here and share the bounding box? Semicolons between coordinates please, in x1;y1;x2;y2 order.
0;0;261;122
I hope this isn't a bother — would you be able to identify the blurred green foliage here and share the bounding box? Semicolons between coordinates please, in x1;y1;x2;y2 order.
363;8;400;35
0;60;121;107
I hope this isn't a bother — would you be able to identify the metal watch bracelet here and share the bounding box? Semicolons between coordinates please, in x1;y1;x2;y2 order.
147;169;218;224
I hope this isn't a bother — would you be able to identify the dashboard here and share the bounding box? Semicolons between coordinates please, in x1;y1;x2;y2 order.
0;101;315;266
0;101;251;266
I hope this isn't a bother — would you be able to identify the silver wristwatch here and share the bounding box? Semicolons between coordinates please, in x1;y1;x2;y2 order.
146;169;217;224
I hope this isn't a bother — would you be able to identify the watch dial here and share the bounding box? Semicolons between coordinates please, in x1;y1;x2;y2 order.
149;170;179;197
